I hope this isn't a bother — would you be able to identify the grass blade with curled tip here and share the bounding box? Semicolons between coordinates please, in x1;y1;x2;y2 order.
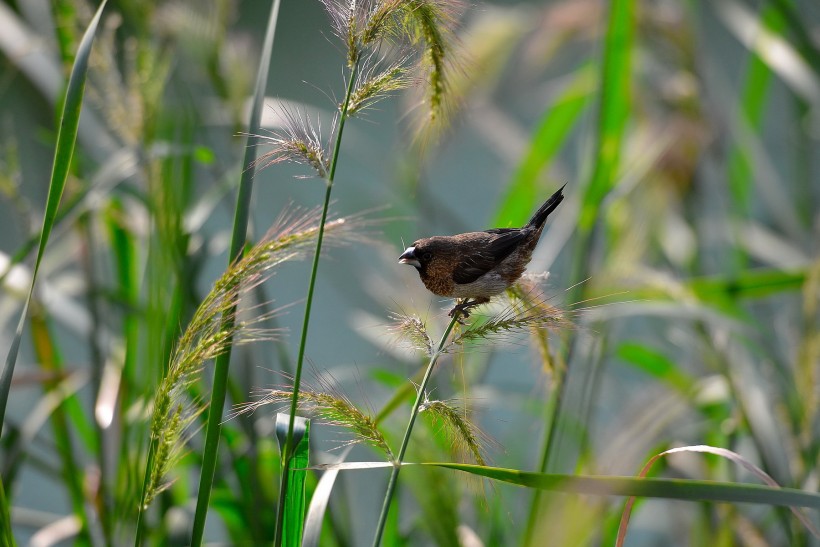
0;0;107;438
423;463;820;512
314;460;820;516
616;445;820;545
189;1;282;545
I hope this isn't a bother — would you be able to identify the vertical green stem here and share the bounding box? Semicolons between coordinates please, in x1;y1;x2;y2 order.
522;345;569;545
134;437;156;546
371;313;461;547
274;59;360;547
187;2;281;545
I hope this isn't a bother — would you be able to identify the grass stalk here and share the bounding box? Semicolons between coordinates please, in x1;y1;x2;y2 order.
371;312;462;547
134;437;156;545
273;57;360;547
188;1;282;545
522;343;570;545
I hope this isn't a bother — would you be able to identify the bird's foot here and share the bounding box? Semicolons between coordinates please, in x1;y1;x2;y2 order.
448;298;488;323
448;305;468;324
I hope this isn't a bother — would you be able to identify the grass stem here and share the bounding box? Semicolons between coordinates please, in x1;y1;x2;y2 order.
188;2;281;544
273;58;360;546
371;312;462;547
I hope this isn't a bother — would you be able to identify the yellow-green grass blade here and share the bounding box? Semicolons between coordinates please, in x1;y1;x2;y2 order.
29;312;94;543
615;342;696;394
494;63;595;227
0;469;13;547
726;7;782;211
579;0;634;233
0;0;107;435
589;268;807;316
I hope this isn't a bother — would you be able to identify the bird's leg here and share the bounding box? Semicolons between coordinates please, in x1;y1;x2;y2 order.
448;297;490;320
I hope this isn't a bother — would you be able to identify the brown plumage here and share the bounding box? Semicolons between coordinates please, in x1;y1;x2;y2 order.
399;185;565;318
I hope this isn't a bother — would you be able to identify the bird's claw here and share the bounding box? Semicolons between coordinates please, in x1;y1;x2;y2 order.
449;299;483;323
448;306;468;324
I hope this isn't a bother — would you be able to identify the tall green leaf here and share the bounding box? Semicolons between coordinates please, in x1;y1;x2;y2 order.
276;414;310;547
0;0;107;435
427;463;820;510
579;0;634;232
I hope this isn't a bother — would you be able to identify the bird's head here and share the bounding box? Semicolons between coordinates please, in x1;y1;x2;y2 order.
398;239;435;272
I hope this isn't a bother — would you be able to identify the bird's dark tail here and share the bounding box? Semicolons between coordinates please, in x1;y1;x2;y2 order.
525;184;566;230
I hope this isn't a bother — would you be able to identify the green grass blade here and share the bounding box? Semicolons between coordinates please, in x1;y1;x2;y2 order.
590;268;807;308
302;445;354;547
493;63;595;227
726;6;782;212
0;470;14;547
104;198;140;400
578;0;635;233
615;342;696;394
190;1;282;544
425;463;820;510
0;0;107;435
276;414;310;546
688;268;807;307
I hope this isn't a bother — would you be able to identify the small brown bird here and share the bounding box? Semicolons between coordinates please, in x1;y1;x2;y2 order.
399;185;565;318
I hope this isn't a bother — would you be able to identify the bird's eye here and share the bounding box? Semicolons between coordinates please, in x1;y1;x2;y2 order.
422;252;432;261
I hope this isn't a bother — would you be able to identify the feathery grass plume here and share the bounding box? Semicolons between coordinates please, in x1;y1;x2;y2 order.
419;398;488;466
252;107;331;178
346;52;414;117
320;0;372;66
389;312;435;356
397;0;464;124
507;275;565;375
506;274;570;320
237;380;394;461
322;0;462;124
361;0;404;45
448;285;567;349
143;206;359;507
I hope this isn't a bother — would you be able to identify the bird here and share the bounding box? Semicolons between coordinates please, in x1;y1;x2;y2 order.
398;185;565;319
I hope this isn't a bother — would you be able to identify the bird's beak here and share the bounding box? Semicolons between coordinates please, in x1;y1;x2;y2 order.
398;246;421;269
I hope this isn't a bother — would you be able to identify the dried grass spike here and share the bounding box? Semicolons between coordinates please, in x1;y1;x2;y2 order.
347;54;413;117
420;398;488;466
252;107;330;178
238;380;394;461
390;312;435;355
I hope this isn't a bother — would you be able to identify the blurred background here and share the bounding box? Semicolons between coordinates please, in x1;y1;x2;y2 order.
1;0;819;544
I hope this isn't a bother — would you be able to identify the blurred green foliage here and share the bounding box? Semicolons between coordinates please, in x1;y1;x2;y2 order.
0;0;818;545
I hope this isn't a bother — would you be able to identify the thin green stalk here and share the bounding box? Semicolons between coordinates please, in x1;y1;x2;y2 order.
0;477;13;547
134;437;156;545
522;343;570;545
188;2;281;545
372;313;461;547
30;312;92;545
78;213;114;545
274;58;360;547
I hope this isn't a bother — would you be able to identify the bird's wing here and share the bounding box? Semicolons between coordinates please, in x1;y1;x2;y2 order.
452;230;526;285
